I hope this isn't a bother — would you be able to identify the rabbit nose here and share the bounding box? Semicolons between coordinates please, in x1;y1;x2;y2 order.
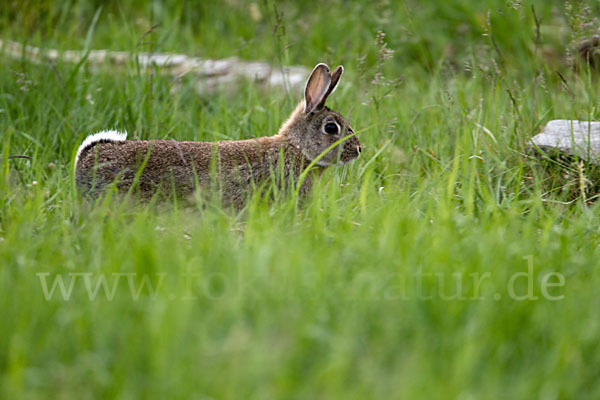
356;144;362;155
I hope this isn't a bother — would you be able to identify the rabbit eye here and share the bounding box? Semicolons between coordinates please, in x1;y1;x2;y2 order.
324;122;339;134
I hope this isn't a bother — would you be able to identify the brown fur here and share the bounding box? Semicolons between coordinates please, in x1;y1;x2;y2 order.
75;63;361;207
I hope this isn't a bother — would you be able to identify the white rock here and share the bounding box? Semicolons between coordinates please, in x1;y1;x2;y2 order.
531;120;600;163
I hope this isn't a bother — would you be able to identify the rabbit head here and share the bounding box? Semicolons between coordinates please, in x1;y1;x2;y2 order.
280;63;361;166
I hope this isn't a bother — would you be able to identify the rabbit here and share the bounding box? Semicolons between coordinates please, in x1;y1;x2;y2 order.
75;63;361;207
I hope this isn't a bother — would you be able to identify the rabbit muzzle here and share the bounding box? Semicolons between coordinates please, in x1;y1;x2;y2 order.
337;128;361;165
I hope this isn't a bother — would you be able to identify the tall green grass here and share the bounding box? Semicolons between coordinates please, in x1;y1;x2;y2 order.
1;1;600;398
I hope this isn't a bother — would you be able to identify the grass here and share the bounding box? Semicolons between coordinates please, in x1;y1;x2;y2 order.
1;0;600;398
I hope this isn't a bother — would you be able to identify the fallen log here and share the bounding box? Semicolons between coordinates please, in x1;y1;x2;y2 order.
0;39;309;94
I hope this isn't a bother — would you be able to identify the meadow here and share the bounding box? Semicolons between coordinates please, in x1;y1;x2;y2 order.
1;0;600;398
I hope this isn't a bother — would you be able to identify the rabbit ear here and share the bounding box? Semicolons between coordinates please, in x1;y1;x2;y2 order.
323;65;344;101
304;63;331;113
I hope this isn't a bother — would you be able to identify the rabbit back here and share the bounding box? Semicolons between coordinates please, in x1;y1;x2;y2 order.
75;133;314;204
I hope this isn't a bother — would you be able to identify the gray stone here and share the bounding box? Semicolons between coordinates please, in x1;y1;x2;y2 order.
531;120;600;163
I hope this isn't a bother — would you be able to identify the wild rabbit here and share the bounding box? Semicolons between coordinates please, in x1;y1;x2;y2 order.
75;63;361;207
